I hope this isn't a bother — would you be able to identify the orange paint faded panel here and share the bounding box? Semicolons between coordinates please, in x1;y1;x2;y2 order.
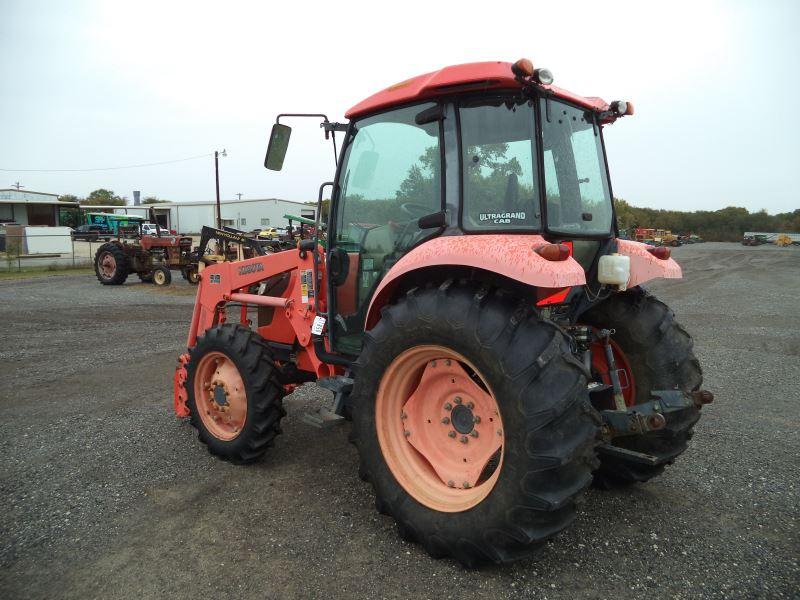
616;239;682;288
366;235;586;328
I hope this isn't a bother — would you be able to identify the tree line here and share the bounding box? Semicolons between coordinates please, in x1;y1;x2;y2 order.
58;189;169;205
58;189;796;242
614;199;799;241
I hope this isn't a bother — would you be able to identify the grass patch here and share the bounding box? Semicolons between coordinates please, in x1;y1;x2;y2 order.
0;265;95;281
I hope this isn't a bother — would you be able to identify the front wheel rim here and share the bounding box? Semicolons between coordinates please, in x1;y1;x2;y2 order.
376;345;504;513
194;351;247;441
154;270;166;285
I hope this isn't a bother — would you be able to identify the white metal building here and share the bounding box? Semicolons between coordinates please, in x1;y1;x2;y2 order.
166;198;316;233
0;189;78;226
89;198;315;233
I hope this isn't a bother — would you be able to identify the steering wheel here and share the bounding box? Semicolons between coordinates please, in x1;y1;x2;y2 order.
400;202;433;219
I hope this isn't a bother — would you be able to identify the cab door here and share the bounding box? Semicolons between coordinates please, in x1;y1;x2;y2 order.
327;103;444;355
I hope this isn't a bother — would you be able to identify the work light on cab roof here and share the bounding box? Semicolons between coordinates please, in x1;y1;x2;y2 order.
511;57;554;85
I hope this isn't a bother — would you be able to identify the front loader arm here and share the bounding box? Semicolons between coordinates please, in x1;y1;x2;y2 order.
175;246;332;417
187;247;323;347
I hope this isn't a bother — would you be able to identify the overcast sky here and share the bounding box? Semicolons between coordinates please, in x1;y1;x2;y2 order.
1;0;798;214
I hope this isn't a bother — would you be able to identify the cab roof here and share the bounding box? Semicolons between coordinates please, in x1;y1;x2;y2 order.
345;61;610;119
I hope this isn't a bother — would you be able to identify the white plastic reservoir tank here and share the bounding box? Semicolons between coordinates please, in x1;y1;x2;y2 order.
597;253;631;291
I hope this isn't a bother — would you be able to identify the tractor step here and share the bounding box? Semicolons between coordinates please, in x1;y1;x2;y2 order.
301;376;354;429
316;375;354;394
302;407;345;429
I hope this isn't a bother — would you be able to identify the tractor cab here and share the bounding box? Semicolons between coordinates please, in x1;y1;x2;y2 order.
265;60;636;356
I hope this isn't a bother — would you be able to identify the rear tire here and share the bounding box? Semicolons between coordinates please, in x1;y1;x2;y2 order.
583;287;703;486
94;243;129;285
186;324;286;463
350;282;599;566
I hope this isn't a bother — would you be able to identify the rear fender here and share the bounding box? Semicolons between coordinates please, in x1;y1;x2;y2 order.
616;239;682;288
365;235;586;329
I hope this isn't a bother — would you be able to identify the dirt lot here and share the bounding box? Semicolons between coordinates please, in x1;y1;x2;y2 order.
1;243;798;599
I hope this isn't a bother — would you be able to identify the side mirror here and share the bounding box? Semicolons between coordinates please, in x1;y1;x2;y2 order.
264;123;292;171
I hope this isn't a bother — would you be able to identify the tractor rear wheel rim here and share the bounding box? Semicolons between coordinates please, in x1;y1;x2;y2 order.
99;252;116;278
376;345;504;513
194;351;247;441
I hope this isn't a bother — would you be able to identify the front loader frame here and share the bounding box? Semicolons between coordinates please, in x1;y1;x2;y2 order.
174;245;342;417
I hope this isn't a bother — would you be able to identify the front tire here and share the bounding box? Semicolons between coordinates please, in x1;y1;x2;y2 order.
350;283;599;566
186;324;286;463
152;265;172;286
583;287;703;485
182;265;200;285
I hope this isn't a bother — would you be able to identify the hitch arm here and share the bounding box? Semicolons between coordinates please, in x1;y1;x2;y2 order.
599;389;714;441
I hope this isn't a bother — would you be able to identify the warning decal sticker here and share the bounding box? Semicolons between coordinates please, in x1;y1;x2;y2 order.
300;269;314;304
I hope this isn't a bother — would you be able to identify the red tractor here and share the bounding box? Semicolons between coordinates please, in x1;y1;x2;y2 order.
173;59;712;566
94;213;198;286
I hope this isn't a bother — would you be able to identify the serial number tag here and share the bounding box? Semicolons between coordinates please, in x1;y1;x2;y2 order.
311;316;326;335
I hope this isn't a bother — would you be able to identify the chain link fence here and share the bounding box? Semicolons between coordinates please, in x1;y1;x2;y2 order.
0;231;101;272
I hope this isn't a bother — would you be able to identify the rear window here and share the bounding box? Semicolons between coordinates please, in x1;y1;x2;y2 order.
459;97;541;231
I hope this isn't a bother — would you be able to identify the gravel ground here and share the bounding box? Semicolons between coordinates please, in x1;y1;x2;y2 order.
0;242;798;599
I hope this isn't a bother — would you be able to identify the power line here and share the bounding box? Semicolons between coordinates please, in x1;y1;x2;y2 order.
0;152;214;173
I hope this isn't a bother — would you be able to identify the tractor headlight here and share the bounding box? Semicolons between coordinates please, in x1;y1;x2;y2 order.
534;68;554;85
611;100;634;116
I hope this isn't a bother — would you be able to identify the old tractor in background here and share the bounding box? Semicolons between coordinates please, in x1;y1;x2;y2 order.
172;59;712;567
94;211;282;287
656;230;682;247
94;223;196;286
742;233;768;246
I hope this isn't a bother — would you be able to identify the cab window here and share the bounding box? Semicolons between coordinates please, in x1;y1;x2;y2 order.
331;103;442;354
540;98;613;235
459;97;540;231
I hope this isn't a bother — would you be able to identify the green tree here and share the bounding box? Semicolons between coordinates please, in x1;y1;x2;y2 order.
58;207;82;227
461;143;530;215
304;199;329;220
58;194;81;203
612;200;799;241
81;189;125;206
395;145;441;206
142;196;170;204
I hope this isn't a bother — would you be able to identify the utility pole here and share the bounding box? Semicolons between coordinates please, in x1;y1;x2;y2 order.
214;149;226;228
12;182;24;190
236;193;243;201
